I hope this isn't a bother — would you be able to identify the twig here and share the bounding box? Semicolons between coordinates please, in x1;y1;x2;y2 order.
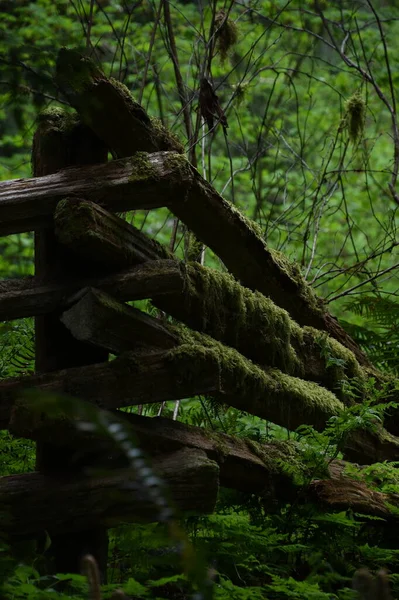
327;261;399;303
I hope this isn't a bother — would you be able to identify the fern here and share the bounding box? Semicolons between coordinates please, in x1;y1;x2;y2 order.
343;295;399;373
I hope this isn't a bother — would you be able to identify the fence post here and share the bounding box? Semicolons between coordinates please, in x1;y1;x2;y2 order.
32;109;110;579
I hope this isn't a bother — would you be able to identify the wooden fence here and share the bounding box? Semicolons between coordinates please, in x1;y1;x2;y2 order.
1;48;399;578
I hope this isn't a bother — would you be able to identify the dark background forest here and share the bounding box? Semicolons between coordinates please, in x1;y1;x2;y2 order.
1;0;399;598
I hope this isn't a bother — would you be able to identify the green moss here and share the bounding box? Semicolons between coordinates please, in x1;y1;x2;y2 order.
163;152;192;181
110;77;135;103
128;151;159;182
180;262;302;374
311;328;365;394
166;333;343;428
54;198;100;244
215;10;239;62
345;91;366;142
36;107;78;134
150;116;185;153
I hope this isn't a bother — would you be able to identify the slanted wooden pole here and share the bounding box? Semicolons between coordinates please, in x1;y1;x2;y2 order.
32;108;109;579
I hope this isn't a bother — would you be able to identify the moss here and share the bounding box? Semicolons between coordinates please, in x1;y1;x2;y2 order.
55;199;99;244
56;48;104;95
345;91;366;142
166;333;343;429
36;107;78;134
110;77;135;104
179;262;302;375
150;116;185;153
270;249;325;315
128;151;159;182
186;232;203;262
163;152;192;181
215;10;239;63
310;328;366;395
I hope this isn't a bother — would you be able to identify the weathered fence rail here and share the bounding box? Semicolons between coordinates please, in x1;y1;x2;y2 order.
0;47;398;580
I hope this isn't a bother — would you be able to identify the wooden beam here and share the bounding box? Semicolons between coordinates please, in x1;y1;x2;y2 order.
32;108;110;577
61;287;178;354
0;448;219;538
9;406;399;523
0;260;184;321
54;198;173;268
56;48;184;157
54;48;369;365
0;152;185;235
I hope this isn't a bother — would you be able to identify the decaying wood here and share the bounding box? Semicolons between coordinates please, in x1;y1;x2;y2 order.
54;198;173;268
54;255;374;413
61;287;178;354
0;348;221;428
33;108;110;576
54;48;369;365
9;406;399;522
0;156;367;366
0;153;184;235
0;260;184;321
56;48;184;157
0;448;219;538
2;343;399;465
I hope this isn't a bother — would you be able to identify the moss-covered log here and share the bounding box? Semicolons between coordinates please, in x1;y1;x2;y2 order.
9;406;399;521
51;217;369;401
61;287;178;354
0;448;219;538
0;343;343;433
2;341;399;464
56;48;184;157
0;153;188;236
54;48;368;366
0;260;184;321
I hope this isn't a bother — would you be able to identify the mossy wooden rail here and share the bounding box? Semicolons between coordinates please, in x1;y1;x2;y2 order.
0;46;399;579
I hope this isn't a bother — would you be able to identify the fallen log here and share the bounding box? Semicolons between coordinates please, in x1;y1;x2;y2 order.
3;342;399;464
9;406;399;522
59;278;368;409
0;448;219;538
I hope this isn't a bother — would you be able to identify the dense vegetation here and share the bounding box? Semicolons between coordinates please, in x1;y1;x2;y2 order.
1;0;399;598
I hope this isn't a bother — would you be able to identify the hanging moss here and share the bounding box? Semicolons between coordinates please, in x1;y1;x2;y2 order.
215;10;239;63
344;92;366;142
